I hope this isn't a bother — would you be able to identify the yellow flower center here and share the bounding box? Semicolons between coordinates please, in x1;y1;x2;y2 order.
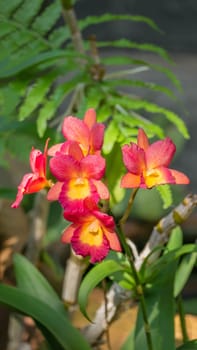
67;178;90;200
80;219;103;247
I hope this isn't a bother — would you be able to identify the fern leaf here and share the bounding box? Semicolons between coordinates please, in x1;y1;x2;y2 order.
37;76;82;137
48;27;70;48
156;184;173;209
103;120;119;154
103;56;181;90
96;39;172;63
79;13;161;32
13;0;44;26
19;72;60;121
0;0;23;16
0;50;67;78
109;95;189;139
104;79;176;99
31;2;62;35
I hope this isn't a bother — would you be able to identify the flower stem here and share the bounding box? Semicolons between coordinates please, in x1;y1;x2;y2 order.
119;188;139;227
116;225;153;350
177;294;189;343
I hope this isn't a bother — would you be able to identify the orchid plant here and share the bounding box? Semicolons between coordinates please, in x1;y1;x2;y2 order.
4;108;196;350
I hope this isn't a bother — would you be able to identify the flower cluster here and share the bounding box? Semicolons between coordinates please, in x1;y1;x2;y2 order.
11;110;190;262
12;109;121;263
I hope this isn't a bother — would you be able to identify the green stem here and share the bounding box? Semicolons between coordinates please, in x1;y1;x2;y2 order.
119;188;139;227
116;225;153;350
177;294;189;343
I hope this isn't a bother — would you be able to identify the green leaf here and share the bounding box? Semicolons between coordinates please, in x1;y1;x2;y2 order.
134;258;177;350
174;251;197;297
13;0;43;26
37;76;82;137
18;72;59;121
104;78;176;99
109;95;189;139
0;284;90;350
166;226;183;252
0;50;68;78
103;119;119;154
176;340;197;350
96;39;172;63
79;14;161;32
156;184;173;209
0;0;23;16
78;260;124;321
13;254;65;315
103;56;181;91
31;2;62;35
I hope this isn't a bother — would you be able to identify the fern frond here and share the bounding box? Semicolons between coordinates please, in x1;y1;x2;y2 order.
109;95;189;139
96;39;172;63
103;79;176;99
79;13;161;33
156;185;173;209
103;56;181;90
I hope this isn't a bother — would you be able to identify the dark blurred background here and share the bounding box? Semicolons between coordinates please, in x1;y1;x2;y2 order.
74;0;197;194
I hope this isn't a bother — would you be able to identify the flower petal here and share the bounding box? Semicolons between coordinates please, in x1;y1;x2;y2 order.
122;144;145;174
92;180;109;200
81;155;105;179
11;173;33;208
137;128;149;150
90;123;105;153
104;230;121;252
47;182;63;201
145;166;175;188
170;169;190;184
61;224;77;243
71;225;110;263
146;138;176;169
120;173;141;188
62;116;89;151
48;143;63;156
84;108;96;129
50;154;79;181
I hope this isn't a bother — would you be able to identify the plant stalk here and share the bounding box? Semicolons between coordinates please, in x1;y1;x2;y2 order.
119;188;139;227
177;294;189;343
116;225;153;350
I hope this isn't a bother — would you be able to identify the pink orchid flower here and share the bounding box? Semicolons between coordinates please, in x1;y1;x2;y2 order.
51;109;105;157
47;143;109;214
121;129;190;189
11;139;52;208
62;210;121;263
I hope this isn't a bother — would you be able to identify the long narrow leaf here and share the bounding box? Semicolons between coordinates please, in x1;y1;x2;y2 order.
0;284;91;350
78;260;124;321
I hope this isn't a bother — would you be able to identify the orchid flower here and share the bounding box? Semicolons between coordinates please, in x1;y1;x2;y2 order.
62;210;121;263
47;142;109;214
121;129;190;189
50;109;105;157
11;139;52;208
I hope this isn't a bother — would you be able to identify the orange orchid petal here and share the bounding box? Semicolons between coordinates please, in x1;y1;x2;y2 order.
122;144;145;174
121;173;141;188
48;143;63;156
170;169;190;185
145;166;175;188
92;180;109;200
61;224;77;243
62;116;89;151
84;108;96;129
104;230;121;252
146;138;176;169
47;182;63;201
137;129;149;150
